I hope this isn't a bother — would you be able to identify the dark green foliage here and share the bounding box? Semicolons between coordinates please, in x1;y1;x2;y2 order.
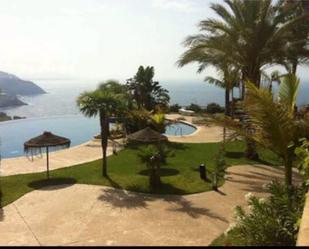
206;103;225;114
137;144;174;188
222;181;308;246
126;66;170;111
168;104;181;113
295;139;309;185
188;103;203;113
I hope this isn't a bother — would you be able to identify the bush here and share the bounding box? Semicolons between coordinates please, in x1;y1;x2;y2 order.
212;144;226;190
137;144;174;189
225;181;307;246
206;103;225;114
188;103;203;113
295;139;309;185
168;104;181;113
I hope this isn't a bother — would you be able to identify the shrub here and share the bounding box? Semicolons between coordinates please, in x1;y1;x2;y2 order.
188;103;203;113
225;181;307;246
169;104;181;113
212;144;226;190
137;144;174;188
295;139;309;185
206;103;225;114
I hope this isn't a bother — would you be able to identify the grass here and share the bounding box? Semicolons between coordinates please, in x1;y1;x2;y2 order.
0;141;281;207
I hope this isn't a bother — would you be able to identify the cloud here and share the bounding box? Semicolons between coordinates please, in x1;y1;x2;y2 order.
151;0;200;13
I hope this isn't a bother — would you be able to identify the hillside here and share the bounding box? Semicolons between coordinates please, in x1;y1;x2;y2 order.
0;71;46;95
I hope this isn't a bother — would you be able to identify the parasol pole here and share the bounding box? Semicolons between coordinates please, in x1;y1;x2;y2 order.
46;146;50;179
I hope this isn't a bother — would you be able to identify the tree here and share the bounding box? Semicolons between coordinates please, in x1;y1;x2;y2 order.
126;66;170;111
295;139;309;185
138;144;173;189
214;74;309;188
178;0;308;159
77;80;127;177
278;0;309;74
205;64;240;116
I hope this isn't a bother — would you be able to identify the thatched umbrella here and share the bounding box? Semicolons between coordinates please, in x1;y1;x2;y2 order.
127;127;168;143
24;131;71;179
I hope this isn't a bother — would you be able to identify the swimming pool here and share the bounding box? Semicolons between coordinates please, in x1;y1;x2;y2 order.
0;115;100;159
164;121;197;136
0;116;197;159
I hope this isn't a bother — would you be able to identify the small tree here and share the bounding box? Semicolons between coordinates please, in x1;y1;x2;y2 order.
214;75;309;189
212;144;226;190
295;139;309;185
138;144;173;189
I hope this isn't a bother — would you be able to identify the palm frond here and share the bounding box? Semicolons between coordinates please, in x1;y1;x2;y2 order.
278;74;300;115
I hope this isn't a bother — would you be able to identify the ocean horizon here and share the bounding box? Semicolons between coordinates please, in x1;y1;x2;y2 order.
0;79;308;118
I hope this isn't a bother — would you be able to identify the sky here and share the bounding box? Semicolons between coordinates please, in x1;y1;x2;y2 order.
0;0;307;83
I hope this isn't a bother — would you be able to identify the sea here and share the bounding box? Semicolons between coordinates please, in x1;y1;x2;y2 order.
0;79;308;118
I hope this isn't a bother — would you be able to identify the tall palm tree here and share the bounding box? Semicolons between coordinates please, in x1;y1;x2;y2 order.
205;64;240;116
278;0;309;74
178;0;308;159
77;81;127;177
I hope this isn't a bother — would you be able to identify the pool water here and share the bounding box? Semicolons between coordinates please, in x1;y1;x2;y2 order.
164;122;196;136
0;115;100;159
0;116;196;159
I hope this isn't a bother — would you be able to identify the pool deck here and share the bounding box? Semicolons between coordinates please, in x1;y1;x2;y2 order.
1;114;224;176
0;164;301;246
165;114;225;143
0;140;118;176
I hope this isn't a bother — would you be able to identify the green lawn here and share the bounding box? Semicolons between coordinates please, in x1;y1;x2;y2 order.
0;141;281;207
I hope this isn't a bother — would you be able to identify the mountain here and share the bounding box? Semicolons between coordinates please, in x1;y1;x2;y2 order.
0;71;46;95
0;93;26;107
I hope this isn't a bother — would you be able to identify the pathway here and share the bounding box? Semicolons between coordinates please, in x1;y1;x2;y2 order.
0;164;300;246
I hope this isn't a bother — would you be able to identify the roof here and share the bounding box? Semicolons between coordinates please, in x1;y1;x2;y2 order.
24;131;71;149
127;127;168;143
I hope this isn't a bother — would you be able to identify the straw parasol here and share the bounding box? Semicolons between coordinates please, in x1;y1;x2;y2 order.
127;127;167;143
24;131;71;179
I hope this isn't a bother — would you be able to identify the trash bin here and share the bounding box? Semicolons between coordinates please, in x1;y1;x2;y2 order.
199;164;207;180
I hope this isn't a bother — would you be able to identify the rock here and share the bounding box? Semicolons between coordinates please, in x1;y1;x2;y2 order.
0;112;12;122
0;93;27;107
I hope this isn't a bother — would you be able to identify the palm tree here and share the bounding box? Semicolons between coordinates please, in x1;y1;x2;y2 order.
77;81;127;177
261;70;281;94
126;66;170;111
138;144;173;189
278;0;309;74
178;0;308;159
205;64;240;116
214;74;309;188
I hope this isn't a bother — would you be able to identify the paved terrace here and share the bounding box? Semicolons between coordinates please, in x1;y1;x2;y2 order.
0;165;300;246
1;115;224;176
165;114;226;143
1;140;112;176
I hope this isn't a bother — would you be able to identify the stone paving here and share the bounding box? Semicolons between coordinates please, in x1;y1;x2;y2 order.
0;165;300;246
